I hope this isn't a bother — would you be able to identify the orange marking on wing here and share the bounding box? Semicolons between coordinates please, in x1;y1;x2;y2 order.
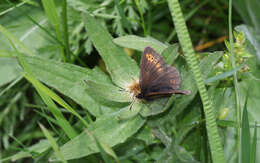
170;79;175;84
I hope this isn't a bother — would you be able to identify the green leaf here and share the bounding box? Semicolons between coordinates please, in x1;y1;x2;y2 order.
113;35;167;53
41;0;65;61
39;123;67;163
205;65;244;84
161;44;179;65
0;58;22;86
85;79;131;103
51;112;145;161
116;102;143;120
241;95;250;163
0;24;34;56
199;52;222;81
140;97;173;117
23;55;115;117
41;0;60;30
250;122;257;163
83;12;139;87
87;130;119;163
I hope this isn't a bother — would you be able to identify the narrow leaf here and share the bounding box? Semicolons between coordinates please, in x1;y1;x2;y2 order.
241;96;250;163
24;73;77;139
39;123;67;163
250;122;257;163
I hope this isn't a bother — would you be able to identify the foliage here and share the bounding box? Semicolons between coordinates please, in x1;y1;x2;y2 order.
0;0;260;162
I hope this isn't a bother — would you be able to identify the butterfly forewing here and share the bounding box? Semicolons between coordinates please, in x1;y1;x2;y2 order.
140;47;167;93
139;47;189;100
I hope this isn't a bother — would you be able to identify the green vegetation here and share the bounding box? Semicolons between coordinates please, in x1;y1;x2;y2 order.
0;0;259;162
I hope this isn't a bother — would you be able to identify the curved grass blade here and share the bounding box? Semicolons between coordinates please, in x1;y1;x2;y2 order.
25;73;77;139
39;123;67;163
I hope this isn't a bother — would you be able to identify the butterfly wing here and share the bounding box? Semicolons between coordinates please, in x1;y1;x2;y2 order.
139;47;189;100
140;47;167;94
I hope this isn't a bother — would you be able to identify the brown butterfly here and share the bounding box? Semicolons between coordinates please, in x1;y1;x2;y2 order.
136;46;190;100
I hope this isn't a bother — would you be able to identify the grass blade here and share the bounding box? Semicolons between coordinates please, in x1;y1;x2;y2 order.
24;73;88;127
229;0;242;155
241;95;250;163
41;0;65;61
24;74;77;139
250;122;257;163
39;123;67;163
61;0;70;62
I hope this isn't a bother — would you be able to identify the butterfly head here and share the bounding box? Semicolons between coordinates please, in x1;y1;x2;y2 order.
127;79;141;98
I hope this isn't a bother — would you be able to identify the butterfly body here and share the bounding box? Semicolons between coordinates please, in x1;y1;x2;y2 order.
136;47;190;100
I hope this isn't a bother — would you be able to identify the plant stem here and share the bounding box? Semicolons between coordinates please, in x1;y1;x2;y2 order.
167;0;226;162
228;0;241;159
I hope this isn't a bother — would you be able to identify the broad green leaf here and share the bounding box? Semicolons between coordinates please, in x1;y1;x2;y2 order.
22;55;116;117
140;97;173;117
116;102;143;120
39;123;67;163
0;24;33;56
161;44;179;65
113;35;167;53
0;50;17;57
51;112;145;161
0;58;22;86
85;79;131;103
87;131;119;163
199;52;222;81
0;4;61;58
83;12;139;88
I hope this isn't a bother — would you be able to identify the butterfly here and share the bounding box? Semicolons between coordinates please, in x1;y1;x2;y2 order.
135;46;190;101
